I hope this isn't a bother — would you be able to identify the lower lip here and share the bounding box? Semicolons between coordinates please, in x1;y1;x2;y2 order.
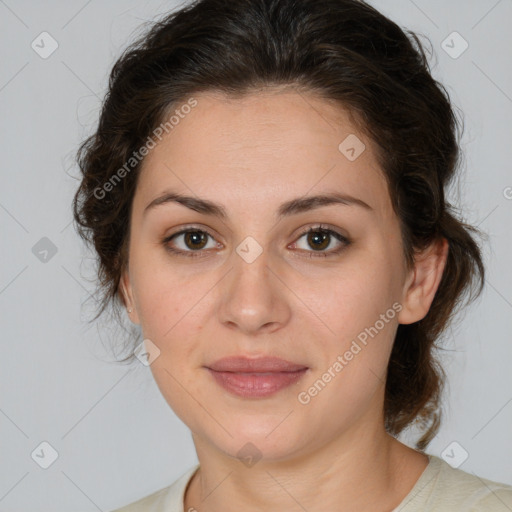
207;368;308;398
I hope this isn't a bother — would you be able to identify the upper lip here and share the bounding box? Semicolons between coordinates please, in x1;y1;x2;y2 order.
206;356;308;373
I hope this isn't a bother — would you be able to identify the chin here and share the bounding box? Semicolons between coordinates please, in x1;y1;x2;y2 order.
204;418;308;464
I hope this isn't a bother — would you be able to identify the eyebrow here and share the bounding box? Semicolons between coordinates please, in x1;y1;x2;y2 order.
143;190;373;219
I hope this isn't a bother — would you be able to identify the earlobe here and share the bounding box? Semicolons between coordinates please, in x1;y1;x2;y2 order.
398;237;449;325
119;270;140;324
119;270;130;307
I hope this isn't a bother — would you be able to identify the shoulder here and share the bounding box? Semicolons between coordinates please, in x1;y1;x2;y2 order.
396;454;512;511
110;464;200;512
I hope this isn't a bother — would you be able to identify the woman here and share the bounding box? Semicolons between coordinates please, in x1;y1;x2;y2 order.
73;0;512;510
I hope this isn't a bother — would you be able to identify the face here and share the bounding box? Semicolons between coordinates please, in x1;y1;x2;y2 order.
121;89;423;463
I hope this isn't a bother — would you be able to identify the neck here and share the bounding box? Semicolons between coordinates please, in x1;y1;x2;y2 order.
184;417;428;512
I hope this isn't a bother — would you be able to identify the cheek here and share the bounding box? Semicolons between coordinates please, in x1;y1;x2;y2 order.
130;255;216;380
307;253;400;338
133;266;206;422
295;265;400;428
136;276;200;341
296;248;402;404
129;243;198;334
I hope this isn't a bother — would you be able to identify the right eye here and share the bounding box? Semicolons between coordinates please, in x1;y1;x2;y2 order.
163;228;221;258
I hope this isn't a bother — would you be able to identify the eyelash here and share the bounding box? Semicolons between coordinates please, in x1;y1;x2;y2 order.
162;224;351;259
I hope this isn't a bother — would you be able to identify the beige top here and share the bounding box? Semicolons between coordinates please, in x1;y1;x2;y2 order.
111;454;512;511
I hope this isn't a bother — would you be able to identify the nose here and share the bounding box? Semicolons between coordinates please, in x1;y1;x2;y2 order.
217;242;292;336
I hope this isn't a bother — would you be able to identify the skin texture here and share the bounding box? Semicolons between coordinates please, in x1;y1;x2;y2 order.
120;89;448;511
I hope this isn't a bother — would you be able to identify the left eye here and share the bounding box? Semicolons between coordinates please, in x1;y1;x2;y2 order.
290;227;350;256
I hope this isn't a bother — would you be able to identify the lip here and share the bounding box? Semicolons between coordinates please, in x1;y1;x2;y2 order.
205;356;309;398
207;356;308;373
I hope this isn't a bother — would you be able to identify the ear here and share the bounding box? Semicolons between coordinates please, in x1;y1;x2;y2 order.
119;268;141;325
397;237;449;325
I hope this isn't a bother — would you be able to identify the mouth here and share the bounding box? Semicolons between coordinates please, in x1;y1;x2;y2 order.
205;356;309;398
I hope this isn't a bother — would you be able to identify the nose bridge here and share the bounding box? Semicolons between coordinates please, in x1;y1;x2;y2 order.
231;235;274;307
217;234;290;333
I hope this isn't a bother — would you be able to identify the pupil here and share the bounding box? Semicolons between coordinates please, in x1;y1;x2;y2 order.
309;231;329;250
186;231;207;250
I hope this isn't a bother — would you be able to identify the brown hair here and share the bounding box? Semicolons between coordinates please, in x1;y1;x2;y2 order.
72;0;485;450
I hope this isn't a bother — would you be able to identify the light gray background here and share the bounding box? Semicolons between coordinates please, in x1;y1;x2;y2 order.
0;0;511;510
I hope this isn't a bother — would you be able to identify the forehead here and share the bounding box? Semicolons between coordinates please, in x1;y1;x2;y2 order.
134;89;391;218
